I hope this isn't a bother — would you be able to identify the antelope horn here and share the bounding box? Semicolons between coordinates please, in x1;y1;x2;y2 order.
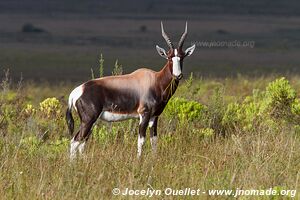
178;22;188;49
161;21;174;49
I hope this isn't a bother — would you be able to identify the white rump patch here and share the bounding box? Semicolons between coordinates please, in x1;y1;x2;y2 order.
68;85;84;111
172;49;181;76
100;111;139;122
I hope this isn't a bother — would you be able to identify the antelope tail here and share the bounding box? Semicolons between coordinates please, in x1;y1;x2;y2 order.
66;96;75;136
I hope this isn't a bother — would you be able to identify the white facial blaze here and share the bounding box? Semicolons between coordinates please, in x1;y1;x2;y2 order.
172;49;182;77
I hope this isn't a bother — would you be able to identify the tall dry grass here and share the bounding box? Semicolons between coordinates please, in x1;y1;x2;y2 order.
0;75;299;199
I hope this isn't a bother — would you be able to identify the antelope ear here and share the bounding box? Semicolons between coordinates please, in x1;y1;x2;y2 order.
184;44;196;57
156;45;168;59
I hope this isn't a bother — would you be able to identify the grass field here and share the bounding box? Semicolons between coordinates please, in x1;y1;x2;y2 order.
0;73;299;199
1;2;300;199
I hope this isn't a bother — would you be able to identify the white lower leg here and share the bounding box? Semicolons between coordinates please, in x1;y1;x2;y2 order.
78;142;86;155
137;135;145;157
150;136;158;153
70;138;80;160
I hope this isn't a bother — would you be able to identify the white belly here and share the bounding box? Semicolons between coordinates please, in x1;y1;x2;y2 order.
99;111;139;122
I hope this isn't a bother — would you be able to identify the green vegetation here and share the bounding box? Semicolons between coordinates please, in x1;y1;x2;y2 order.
91;54;105;79
0;75;299;199
112;59;123;76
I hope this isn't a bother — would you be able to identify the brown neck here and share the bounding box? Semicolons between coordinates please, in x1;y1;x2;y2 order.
157;60;179;101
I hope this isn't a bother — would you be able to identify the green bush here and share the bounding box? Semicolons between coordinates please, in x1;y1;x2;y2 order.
222;102;241;129
222;77;300;134
20;136;41;155
93;125;107;144
241;101;261;131
20;136;69;157
92;124;115;145
222;101;261;132
0;91;17;102
192;128;215;140
206;86;226;135
0;91;26;136
164;97;205;123
291;99;300;115
48;137;69;154
263;77;296;119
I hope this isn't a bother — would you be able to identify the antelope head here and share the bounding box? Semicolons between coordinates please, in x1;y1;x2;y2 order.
156;22;196;80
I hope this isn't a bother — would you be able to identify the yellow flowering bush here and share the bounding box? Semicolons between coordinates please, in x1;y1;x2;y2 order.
24;103;37;116
39;97;62;118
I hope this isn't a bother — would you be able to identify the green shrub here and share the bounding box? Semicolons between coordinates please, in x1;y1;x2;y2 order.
92;125;112;144
112;59;123;76
1;91;17;102
221;77;300;134
291;99;300;123
0;97;25;136
207;86;226;135
291;99;300;115
222;101;261;132
19;136;69;157
164;97;205;123
222;102;241;130
263;77;296;119
266;78;296;104
20;136;41;155
241;101;261;131
91;53;105;79
192;128;215;140
48;137;69;154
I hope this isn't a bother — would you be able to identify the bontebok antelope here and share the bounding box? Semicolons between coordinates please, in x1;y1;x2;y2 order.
66;22;195;159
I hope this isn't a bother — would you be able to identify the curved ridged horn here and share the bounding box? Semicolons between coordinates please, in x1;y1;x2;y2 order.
161;21;174;49
178;22;188;49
